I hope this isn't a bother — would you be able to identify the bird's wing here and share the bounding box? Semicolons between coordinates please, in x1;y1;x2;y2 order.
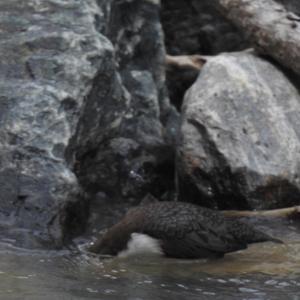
141;208;246;258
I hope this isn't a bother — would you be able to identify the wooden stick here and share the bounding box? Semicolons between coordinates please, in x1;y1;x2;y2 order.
166;54;209;71
222;206;300;218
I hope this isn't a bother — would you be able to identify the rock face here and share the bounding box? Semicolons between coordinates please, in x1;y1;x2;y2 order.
0;0;119;248
0;0;178;247
69;0;178;204
178;52;300;209
4;0;300;249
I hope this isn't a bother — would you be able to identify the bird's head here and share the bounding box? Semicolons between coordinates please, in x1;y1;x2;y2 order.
89;226;123;255
88;207;146;256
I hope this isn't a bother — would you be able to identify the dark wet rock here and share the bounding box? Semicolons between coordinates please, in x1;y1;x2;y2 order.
165;65;200;111
85;192;134;238
161;0;248;55
69;0;179;205
0;0;116;248
177;52;300;210
276;0;300;14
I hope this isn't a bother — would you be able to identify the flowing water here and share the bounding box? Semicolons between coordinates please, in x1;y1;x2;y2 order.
1;218;300;300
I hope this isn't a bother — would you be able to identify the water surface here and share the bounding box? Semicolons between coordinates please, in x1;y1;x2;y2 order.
0;218;300;300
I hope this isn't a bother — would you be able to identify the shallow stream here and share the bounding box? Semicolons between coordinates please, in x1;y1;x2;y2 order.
1;218;300;300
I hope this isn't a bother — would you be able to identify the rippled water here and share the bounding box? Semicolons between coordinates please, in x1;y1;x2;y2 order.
1;218;300;300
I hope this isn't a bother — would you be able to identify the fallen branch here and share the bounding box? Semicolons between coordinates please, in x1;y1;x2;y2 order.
166;54;209;71
223;206;300;218
212;0;300;75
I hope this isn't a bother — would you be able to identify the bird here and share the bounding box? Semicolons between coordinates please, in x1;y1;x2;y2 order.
88;201;282;259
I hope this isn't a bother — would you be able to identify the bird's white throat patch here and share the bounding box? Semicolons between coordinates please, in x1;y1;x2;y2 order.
118;233;163;258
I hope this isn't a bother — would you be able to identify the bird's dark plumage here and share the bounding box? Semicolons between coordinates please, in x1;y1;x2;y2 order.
89;201;282;259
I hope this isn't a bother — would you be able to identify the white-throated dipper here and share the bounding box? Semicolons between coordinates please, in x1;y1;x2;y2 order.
89;201;282;259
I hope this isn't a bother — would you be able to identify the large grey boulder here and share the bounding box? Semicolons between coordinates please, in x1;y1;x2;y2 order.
178;52;300;209
0;0;114;248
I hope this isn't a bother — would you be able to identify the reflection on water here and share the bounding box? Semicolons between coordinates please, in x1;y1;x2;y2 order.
0;218;300;300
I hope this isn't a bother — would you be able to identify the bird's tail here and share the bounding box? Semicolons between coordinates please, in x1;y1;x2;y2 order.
263;236;284;244
227;219;284;245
